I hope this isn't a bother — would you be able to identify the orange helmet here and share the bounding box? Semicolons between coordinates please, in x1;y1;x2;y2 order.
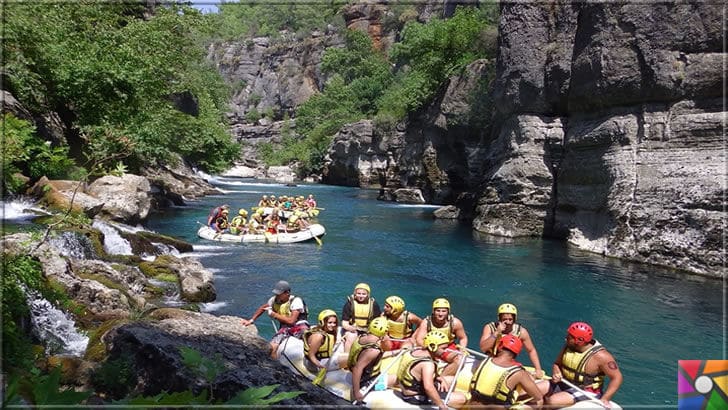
567;322;593;346
497;334;523;355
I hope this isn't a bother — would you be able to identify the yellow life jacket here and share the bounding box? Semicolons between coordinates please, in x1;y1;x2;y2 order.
303;328;335;359
425;315;455;342
561;340;606;389
396;350;434;390
230;216;247;234
387;311;412;339
347;337;382;379
348;295;375;329
271;295;308;322
486;322;522;355
470;356;523;404
215;217;229;229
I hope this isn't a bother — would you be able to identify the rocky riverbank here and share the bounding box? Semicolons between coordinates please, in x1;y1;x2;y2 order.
2;170;348;405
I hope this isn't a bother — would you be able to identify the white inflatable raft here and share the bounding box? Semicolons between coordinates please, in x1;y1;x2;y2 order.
276;336;622;409
197;224;325;244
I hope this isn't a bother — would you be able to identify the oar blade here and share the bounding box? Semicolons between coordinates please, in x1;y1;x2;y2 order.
312;367;327;386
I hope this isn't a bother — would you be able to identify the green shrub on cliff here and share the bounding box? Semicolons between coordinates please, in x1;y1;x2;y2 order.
0;114;76;194
269;6;498;173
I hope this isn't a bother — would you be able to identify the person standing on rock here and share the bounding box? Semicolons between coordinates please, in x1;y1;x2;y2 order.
240;280;309;359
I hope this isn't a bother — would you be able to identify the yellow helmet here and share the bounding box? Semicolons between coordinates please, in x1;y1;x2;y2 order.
368;317;388;337
423;330;449;353
354;283;370;294
256;208;265;215
432;298;450;311
317;309;337;327
238;209;248;216
385;296;405;317
498;303;518;320
289;215;299;223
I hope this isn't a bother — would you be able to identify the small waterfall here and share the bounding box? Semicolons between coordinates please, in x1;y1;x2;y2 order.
48;231;98;259
1;198;47;221
26;289;88;356
148;278;185;307
92;220;133;255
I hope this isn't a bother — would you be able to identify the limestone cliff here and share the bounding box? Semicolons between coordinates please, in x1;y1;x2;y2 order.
320;2;724;277
476;1;725;277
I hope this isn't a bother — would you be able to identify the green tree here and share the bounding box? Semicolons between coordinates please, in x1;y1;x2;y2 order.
2;2;238;175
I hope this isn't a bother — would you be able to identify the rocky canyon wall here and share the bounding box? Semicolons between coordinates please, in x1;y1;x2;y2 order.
476;1;725;276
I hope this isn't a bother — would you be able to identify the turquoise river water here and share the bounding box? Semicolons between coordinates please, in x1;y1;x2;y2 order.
144;178;724;407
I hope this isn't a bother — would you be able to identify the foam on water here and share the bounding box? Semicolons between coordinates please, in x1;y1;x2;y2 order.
1;198;44;221
92;220;133;255
200;301;227;312
26;289;89;356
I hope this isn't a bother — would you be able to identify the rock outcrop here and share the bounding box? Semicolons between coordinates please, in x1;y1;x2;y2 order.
323;59;492;205
477;2;725;276
102;309;350;405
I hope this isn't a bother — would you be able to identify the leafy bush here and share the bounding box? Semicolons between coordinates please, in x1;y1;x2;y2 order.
1;114;75;192
3;366;93;407
90;355;135;399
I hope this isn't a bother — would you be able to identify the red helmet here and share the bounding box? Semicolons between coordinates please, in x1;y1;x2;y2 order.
497;334;523;355
567;322;593;346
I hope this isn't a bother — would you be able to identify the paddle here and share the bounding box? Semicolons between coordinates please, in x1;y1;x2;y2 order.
313;235;323;246
312;334;345;386
353;347;410;405
444;350;468;406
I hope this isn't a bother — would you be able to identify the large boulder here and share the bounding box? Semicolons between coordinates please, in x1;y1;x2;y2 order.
87;175;152;224
102;309;350;405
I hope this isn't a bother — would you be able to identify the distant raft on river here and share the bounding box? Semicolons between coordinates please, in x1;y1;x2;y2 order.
197;224;326;244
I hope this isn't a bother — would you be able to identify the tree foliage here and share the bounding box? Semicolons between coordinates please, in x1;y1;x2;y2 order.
278;5;498;171
2;1;238;176
205;1;347;41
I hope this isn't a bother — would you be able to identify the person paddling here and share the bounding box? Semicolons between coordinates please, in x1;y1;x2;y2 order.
303;309;343;373
547;322;623;408
381;295;421;352
469;334;546;409
341;283;382;352
396;330;466;410
206;204;229;230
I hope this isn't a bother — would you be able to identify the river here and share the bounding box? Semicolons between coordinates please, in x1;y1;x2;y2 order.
144;177;722;406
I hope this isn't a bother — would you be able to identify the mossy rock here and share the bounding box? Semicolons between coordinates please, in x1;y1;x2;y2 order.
138;255;181;283
137;231;193;253
84;318;130;362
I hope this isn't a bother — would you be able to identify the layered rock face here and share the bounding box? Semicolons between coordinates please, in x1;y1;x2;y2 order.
323;59;492;204
208;32;343;164
477;2;725;276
